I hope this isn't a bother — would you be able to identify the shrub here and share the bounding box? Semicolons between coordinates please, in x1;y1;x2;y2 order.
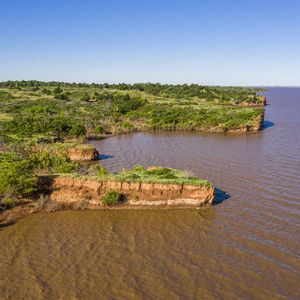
102;191;122;206
80;93;90;101
146;167;172;176
133;165;145;172
41;88;51;95
0;159;38;196
30;151;79;174
113;94;146;114
95;125;104;134
97;167;108;177
53;86;63;94
54;93;69;100
69;123;86;137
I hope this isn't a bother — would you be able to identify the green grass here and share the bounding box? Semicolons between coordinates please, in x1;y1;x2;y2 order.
95;165;212;187
0;113;13;121
46;142;95;151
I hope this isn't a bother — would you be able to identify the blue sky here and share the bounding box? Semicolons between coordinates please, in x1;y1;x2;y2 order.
1;0;300;85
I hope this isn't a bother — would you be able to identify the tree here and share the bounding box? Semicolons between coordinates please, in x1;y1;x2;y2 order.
53;86;63;94
54;93;69;100
70;123;86;137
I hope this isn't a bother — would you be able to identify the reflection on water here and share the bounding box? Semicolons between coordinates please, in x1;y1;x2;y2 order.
1;88;300;299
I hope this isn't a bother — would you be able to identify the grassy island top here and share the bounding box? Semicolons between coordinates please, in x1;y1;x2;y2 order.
79;165;213;188
0;81;265;141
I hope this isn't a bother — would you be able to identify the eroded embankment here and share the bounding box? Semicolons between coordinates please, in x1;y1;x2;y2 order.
50;176;215;208
67;147;99;161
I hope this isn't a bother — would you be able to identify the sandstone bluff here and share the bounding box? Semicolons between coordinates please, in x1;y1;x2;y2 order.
50;176;215;208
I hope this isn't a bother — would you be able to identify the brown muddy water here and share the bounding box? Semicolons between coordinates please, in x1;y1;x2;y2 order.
1;88;300;300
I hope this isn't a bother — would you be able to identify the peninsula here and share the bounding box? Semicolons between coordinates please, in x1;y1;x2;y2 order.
0;81;266;221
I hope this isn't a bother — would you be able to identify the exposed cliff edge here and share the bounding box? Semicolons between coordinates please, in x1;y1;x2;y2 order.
67;147;99;162
0;175;214;224
50;176;215;208
32;143;99;162
0;166;214;224
237;96;267;107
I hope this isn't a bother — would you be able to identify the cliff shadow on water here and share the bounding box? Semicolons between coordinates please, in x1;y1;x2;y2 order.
99;154;114;160
263;120;274;129
213;188;231;205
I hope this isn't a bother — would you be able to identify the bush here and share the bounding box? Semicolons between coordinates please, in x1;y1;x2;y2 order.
133;165;145;172
69;123;86;137
30;151;79;174
95;125;104;134
97;167;108;177
102;191;122;206
113;94;146;114
80;93;90;101
147;167;172;176
41;88;51;95
0;159;38;196
54;92;69;100
53;86;63;94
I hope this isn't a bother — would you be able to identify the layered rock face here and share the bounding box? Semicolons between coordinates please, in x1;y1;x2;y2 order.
50;177;215;208
67;148;99;161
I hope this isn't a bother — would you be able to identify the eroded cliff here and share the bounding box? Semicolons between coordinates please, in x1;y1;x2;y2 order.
67;147;99;161
50;176;215;208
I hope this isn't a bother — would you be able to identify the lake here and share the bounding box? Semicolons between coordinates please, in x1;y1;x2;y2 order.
1;88;299;299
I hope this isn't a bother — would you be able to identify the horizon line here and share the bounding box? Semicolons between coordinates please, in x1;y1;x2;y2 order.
1;79;300;88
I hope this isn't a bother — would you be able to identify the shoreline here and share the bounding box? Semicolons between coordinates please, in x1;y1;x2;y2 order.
85;112;265;141
0;197;214;225
0;172;215;224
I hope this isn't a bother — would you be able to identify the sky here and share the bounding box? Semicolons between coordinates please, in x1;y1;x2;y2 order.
1;0;300;85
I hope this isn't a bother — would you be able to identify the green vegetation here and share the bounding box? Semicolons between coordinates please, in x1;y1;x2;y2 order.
0;80;263;212
0;80;265;140
30;149;79;174
95;124;104;134
102;191;123;206
0;143;81;201
96;165;212;187
0;152;38;197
